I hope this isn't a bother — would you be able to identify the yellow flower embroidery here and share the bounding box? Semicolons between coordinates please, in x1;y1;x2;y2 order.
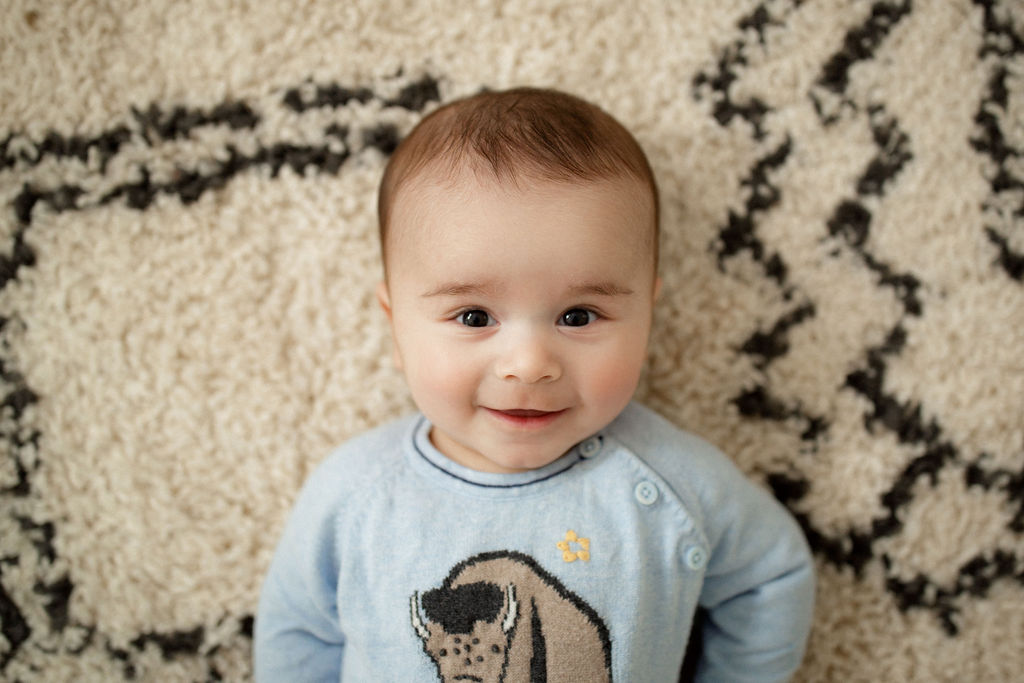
557;529;591;562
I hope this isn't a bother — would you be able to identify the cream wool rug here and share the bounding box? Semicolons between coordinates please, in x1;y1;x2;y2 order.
1;1;1022;680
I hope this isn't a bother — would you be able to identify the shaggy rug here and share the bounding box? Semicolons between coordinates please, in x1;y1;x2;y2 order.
1;0;1021;680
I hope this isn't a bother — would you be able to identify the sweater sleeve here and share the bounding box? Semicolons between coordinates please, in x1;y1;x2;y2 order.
693;459;815;683
254;468;346;682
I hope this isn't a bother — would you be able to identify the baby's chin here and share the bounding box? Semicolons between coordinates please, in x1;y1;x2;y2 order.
456;445;570;474
481;448;570;473
429;427;575;474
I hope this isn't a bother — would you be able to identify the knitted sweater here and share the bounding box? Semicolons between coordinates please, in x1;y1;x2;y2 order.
255;402;815;681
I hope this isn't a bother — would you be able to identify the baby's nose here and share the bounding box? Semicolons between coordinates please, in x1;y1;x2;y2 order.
494;333;561;384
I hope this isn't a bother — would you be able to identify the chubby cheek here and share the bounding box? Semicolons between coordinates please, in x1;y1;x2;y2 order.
586;363;641;412
400;342;480;416
581;341;648;415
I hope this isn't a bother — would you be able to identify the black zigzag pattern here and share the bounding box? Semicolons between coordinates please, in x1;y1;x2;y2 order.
694;0;1024;636
0;73;439;678
972;0;1024;282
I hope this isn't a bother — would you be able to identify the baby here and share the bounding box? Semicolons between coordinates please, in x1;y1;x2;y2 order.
255;87;815;681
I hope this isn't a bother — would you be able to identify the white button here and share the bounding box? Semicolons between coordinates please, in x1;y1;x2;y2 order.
684;546;707;570
579;437;601;457
634;480;659;505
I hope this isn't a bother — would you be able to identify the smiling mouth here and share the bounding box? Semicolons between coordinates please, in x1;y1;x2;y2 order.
485;407;567;427
501;409;558;417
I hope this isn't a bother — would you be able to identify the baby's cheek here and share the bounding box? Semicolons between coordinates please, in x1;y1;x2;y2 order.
585;354;645;408
414;347;478;400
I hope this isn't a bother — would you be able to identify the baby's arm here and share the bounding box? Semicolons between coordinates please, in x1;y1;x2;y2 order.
694;467;815;682
254;477;346;682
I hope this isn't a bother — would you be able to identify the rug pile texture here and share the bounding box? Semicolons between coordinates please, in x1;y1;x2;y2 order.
1;1;1022;680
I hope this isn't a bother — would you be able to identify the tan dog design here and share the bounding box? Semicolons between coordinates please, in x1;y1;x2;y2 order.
410;551;612;682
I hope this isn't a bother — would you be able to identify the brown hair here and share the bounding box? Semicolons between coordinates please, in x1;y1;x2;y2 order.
377;87;659;270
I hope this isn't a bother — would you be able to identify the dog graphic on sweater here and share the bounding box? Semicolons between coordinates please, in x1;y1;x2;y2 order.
410;550;612;682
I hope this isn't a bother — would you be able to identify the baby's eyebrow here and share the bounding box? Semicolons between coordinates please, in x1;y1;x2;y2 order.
420;280;634;298
568;281;634;297
421;281;499;298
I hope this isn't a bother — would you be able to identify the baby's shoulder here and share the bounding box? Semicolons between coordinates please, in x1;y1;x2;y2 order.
607;403;757;507
608;402;731;472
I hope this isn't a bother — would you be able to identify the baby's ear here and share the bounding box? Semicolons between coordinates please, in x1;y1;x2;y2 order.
376;282;393;320
376;282;403;370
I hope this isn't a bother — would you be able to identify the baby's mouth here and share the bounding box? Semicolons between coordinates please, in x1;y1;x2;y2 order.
485;407;568;426
499;409;557;417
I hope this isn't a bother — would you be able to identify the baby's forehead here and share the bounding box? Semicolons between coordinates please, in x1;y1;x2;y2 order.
394;161;654;222
386;168;657;268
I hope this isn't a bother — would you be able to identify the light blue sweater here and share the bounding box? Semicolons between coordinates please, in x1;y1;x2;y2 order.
255;402;815;681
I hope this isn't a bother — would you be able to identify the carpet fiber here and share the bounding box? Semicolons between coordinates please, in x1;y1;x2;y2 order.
1;1;1022;680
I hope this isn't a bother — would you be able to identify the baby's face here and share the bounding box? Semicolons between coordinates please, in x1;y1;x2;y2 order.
379;170;659;473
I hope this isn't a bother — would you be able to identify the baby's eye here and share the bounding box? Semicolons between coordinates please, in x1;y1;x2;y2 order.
559;308;597;327
458;309;494;327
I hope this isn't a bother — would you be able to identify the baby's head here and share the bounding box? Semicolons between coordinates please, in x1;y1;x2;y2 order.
377;87;661;473
379;87;659;275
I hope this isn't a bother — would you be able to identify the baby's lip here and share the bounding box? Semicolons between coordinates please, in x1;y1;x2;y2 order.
496;408;562;417
484;407;569;424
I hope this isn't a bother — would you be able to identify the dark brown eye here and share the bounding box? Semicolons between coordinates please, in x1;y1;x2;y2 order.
459;310;492;327
560;308;596;327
